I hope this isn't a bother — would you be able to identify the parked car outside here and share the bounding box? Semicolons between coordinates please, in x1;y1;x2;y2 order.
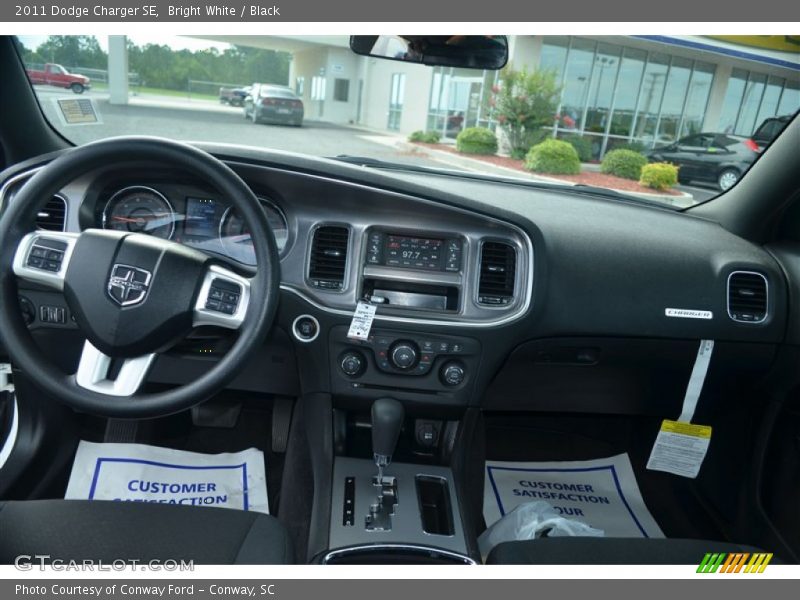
219;86;251;107
645;132;760;191
243;84;304;126
752;114;793;148
26;63;90;94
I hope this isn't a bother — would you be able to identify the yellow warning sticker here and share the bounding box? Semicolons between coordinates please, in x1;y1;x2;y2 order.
647;419;713;478
660;420;712;438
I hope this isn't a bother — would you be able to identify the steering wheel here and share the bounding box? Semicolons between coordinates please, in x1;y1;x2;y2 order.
0;137;280;418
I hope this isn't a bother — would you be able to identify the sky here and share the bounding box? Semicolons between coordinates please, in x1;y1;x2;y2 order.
17;35;230;53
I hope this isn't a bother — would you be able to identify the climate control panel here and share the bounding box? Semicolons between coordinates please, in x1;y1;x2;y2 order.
330;326;480;403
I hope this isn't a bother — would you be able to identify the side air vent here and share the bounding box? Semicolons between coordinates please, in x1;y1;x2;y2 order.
309;225;350;290
35;195;67;231
728;271;768;323
478;241;517;306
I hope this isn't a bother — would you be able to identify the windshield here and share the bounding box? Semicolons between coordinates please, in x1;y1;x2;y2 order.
15;34;800;207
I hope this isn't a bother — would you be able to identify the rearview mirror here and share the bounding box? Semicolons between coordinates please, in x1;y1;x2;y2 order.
350;35;509;70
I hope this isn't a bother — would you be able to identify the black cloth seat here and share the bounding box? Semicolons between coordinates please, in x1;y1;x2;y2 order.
486;537;769;565
0;500;293;564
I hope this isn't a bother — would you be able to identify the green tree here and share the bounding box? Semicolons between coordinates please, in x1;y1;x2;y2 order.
488;66;561;159
21;35;292;94
34;36;106;69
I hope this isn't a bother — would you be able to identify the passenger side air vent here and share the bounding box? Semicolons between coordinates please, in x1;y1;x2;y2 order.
478;241;516;305
35;195;67;231
728;271;768;323
309;225;350;290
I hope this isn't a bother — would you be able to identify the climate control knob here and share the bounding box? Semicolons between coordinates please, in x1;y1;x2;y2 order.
340;351;366;377
440;361;466;386
390;341;419;370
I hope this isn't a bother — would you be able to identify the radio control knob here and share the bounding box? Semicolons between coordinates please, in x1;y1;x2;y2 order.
390;341;419;370
340;351;366;377
441;362;465;386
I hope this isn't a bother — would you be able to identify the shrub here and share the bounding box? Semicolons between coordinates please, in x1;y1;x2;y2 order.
524;139;581;175
488;66;561;159
601;149;648;180
561;135;593;162
456;127;498;155
408;130;441;144
640;163;679;190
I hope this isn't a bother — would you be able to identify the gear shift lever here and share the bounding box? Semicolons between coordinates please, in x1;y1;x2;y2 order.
365;398;403;531
371;397;404;482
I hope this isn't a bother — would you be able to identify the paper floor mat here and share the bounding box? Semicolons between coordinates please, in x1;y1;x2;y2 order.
65;440;269;514
484;453;663;537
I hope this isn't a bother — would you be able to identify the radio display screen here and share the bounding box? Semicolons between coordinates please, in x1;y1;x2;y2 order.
366;231;462;272
384;235;445;270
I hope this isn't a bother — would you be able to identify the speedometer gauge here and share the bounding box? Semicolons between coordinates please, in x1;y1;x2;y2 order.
219;200;287;265
102;186;176;240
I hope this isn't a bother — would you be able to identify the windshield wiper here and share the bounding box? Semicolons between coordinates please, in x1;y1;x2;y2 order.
333;154;677;209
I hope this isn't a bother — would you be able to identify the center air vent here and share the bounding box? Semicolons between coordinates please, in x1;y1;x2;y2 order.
309;225;350;290
36;195;67;231
478;241;516;306
728;271;768;323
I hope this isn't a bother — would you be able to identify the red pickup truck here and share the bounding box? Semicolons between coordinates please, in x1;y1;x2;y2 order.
26;63;90;94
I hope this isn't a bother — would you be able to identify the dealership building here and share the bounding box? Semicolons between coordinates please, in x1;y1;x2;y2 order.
110;35;800;158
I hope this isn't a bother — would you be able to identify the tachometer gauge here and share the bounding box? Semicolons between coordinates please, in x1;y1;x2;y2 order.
219;200;288;265
102;186;176;240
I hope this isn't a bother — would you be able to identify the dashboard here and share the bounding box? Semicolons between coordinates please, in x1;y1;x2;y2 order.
0;143;789;410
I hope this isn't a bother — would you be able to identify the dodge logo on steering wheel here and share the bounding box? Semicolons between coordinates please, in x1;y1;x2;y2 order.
107;264;152;306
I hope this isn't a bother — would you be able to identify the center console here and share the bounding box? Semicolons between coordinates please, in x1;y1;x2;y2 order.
322;398;475;564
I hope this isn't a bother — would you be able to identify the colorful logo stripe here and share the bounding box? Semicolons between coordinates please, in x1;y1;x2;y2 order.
697;552;773;573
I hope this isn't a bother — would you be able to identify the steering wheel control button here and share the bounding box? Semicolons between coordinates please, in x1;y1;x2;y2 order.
441;361;466;386
390;341;419;370
292;314;320;343
27;239;67;272
205;278;241;315
340;351;366;377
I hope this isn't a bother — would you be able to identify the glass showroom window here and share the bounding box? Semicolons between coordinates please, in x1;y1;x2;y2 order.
543;38;719;157
581;43;622;157
656;56;692;145
427;69;448;133
737;72;768;135
777;79;800;116
606;47;647;148
680;61;715;138
718;69;799;135
540;36;569;76
388;73;405;131
426;67;496;138
559;38;597;132
718;69;748;133
755;76;787;126
476;69;500;130
631;52;670;145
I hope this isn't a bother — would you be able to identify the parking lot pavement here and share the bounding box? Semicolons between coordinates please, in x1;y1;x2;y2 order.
676;184;718;203
34;88;436;166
